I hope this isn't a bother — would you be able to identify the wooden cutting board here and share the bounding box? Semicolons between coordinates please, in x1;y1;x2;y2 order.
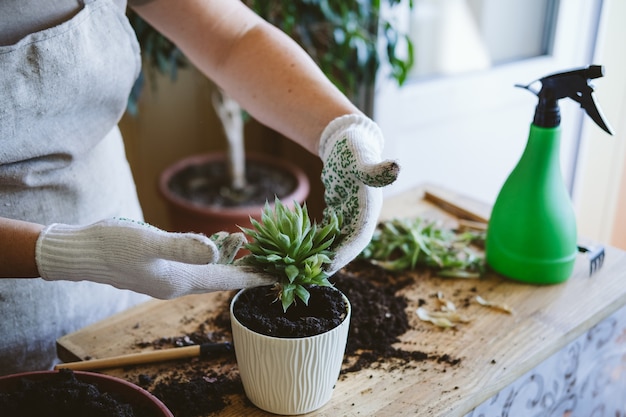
56;184;626;417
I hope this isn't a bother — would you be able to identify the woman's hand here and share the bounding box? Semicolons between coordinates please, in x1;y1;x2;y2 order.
319;114;400;274
35;218;275;299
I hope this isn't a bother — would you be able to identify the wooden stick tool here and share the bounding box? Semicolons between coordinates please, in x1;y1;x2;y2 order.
54;342;233;371
423;190;490;224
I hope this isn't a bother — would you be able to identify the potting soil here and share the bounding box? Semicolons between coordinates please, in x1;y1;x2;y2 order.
135;260;462;416
0;369;153;417
168;160;297;208
232;285;347;338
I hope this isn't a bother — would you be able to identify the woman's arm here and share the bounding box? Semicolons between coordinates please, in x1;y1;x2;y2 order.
0;217;44;278
129;0;361;155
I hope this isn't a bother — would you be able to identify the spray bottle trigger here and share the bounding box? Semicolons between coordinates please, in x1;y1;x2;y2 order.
571;87;614;135
549;65;613;135
581;94;614;135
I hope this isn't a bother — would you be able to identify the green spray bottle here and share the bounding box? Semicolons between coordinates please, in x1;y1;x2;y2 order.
486;65;613;284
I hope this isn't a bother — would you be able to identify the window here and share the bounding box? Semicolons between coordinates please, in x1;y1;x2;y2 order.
375;0;603;204
409;0;558;79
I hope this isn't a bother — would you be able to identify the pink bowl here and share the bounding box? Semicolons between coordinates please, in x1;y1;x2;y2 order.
0;370;173;417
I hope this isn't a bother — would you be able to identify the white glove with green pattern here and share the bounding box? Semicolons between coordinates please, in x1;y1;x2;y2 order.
319;114;400;274
36;218;274;299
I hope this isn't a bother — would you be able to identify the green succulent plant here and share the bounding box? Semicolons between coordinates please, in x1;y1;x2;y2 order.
360;217;486;278
239;198;341;312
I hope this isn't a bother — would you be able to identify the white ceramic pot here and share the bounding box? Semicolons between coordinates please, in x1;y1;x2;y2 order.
230;288;351;415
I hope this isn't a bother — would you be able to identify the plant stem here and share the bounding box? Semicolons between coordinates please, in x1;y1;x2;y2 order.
212;88;247;191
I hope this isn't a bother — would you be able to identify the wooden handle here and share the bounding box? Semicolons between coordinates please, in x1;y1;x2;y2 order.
54;344;201;371
423;190;490;224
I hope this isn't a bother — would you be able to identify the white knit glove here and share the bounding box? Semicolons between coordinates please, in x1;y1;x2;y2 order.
319;114;400;274
35;218;275;299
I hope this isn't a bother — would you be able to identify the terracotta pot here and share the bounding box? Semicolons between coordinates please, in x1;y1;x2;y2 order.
158;152;310;235
0;370;173;416
230;288;351;415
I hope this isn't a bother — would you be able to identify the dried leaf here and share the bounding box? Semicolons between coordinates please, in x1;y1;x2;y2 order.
416;307;456;328
436;292;457;312
437;269;481;279
416;307;470;328
475;295;514;314
427;310;471;323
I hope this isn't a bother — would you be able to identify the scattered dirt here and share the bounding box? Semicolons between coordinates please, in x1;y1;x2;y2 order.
133;259;463;416
0;369;154;417
148;371;241;417
334;260;461;374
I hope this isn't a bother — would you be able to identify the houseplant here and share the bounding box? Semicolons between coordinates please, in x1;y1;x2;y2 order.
150;64;310;235
241;0;414;113
230;199;351;414
127;1;414;114
126;2;413;232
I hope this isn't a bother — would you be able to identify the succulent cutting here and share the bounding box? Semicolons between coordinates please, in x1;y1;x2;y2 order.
238;198;341;312
359;217;485;278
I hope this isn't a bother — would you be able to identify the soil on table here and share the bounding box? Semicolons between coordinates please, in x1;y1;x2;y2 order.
0;369;154;417
167;159;297;208
134;260;463;417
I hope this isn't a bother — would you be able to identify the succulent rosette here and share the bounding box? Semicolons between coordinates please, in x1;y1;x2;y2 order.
238;198;341;312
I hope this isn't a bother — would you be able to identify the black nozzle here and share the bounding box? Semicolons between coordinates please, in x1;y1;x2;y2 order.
533;96;561;128
585;64;605;79
516;65;613;135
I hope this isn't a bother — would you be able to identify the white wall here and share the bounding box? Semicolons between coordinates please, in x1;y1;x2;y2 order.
572;0;626;248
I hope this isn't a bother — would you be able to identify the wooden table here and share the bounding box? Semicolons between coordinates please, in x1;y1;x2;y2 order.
57;185;626;416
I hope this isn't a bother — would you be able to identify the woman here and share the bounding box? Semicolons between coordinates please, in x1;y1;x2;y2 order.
0;0;398;374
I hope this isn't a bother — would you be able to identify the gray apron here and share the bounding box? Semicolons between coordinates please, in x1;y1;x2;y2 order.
0;0;150;374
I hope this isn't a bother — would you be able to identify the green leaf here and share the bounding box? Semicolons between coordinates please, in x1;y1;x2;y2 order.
294;285;311;306
285;265;300;283
264;254;283;263
281;284;296;312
